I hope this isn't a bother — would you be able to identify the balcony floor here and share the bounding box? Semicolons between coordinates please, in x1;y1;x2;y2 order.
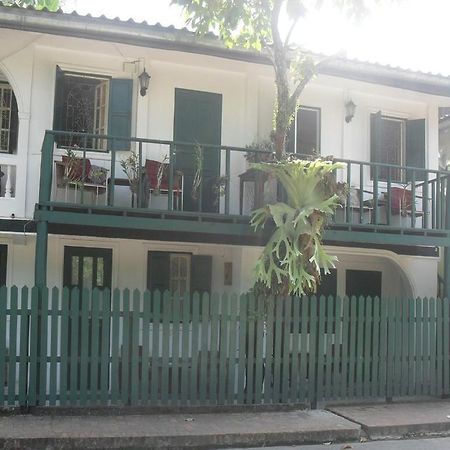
34;201;450;248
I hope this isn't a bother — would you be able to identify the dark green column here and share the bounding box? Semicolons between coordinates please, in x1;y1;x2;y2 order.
35;220;48;288
445;176;450;299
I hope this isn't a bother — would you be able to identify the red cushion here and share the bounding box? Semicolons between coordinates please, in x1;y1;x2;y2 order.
62;156;91;181
390;187;412;214
145;160;181;191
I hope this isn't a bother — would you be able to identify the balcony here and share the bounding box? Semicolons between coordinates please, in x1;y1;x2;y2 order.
34;130;450;247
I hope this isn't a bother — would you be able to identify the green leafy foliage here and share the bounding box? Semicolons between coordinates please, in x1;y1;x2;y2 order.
3;0;60;10
250;158;345;295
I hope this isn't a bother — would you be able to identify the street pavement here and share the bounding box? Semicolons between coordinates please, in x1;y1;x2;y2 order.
231;436;450;449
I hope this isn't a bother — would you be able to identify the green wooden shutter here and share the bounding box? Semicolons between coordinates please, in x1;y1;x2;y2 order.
406;118;426;181
52;66;65;142
191;255;212;295
147;251;170;293
370;111;382;179
108;79;133;151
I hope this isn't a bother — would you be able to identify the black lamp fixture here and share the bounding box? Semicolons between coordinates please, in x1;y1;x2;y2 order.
345;99;356;123
138;68;151;97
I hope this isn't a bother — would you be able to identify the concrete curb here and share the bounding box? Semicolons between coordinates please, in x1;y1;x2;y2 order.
0;428;362;450
0;410;361;449
327;400;450;440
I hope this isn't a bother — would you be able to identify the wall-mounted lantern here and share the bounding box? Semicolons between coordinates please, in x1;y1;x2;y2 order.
138;68;151;97
345;99;356;123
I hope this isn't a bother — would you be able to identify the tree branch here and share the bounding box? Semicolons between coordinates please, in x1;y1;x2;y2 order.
284;16;299;48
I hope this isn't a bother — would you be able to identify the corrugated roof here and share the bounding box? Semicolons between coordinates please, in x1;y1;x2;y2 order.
1;1;450;95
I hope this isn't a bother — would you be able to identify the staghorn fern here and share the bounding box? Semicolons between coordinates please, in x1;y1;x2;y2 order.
250;157;345;296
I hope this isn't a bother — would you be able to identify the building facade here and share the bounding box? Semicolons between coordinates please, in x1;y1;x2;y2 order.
0;4;449;299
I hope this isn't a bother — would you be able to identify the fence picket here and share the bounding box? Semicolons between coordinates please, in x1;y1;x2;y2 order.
340;296;349;400
386;298;396;399
199;292;210;404
18;287;29;407
237;294;248;404
325;296;334;400
171;292;181;405
348;296;357;399
415;298;423;397
254;295;265;405
28;287;39;406
59;288;69;406
263;296;274;404
394;298;403;397
429;298;437;396
290;297;300;403
0;287;6;406
245;293;256;404
333;296;342;401
7;286;18;406
48;287;59;406
281;296;292;404
363;296;372;399
218;293;229;405
209;293;220;404
408;298;415;396
436;298;443;397
272;297;284;404
90;288;101;405
378;297;388;398
130;289;141;405
308;296;318;406
180;291;191;405
38;287;49;406
120;289;131;405
370;297;380;399
110;289;121;404
100;289;111;405
161;290;171;404
140;291;150;405
443;297;450;396
150;291;161;405
356;296;365;399
79;289;90;406
190;292;200;405
226;294;238;405
422;298;430;396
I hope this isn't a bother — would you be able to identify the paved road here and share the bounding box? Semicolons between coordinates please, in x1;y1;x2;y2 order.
231;437;450;449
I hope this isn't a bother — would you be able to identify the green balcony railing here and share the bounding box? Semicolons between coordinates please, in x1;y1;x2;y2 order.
38;130;450;233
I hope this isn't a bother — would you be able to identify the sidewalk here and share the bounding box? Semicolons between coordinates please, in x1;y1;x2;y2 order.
0;400;449;449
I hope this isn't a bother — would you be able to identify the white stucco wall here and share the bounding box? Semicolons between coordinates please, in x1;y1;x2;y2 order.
0;232;439;298
0;27;449;219
0;27;446;298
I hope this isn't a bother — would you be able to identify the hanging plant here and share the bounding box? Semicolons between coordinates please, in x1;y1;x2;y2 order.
191;143;203;200
250;157;346;296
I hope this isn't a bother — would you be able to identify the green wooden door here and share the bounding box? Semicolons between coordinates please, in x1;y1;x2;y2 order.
173;88;222;212
62;246;113;397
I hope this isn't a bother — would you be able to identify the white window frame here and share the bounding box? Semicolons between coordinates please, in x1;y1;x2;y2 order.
0;83;14;153
169;253;191;295
291;106;321;155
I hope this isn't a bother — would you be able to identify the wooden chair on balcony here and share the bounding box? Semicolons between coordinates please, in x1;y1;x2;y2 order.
54;157;108;205
144;159;184;210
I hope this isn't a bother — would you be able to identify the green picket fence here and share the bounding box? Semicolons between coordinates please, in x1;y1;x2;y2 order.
1;286;449;408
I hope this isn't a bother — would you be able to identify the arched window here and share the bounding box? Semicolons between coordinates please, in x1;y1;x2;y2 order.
0;82;18;154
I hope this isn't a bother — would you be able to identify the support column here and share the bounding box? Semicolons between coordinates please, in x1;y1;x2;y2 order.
34;220;48;288
445;176;450;299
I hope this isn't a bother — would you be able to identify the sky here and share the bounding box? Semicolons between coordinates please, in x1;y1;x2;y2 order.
62;0;449;76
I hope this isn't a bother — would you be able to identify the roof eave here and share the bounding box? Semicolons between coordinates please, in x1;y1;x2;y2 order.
1;5;450;97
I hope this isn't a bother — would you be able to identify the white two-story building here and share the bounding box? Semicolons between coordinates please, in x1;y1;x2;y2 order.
0;3;449;299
